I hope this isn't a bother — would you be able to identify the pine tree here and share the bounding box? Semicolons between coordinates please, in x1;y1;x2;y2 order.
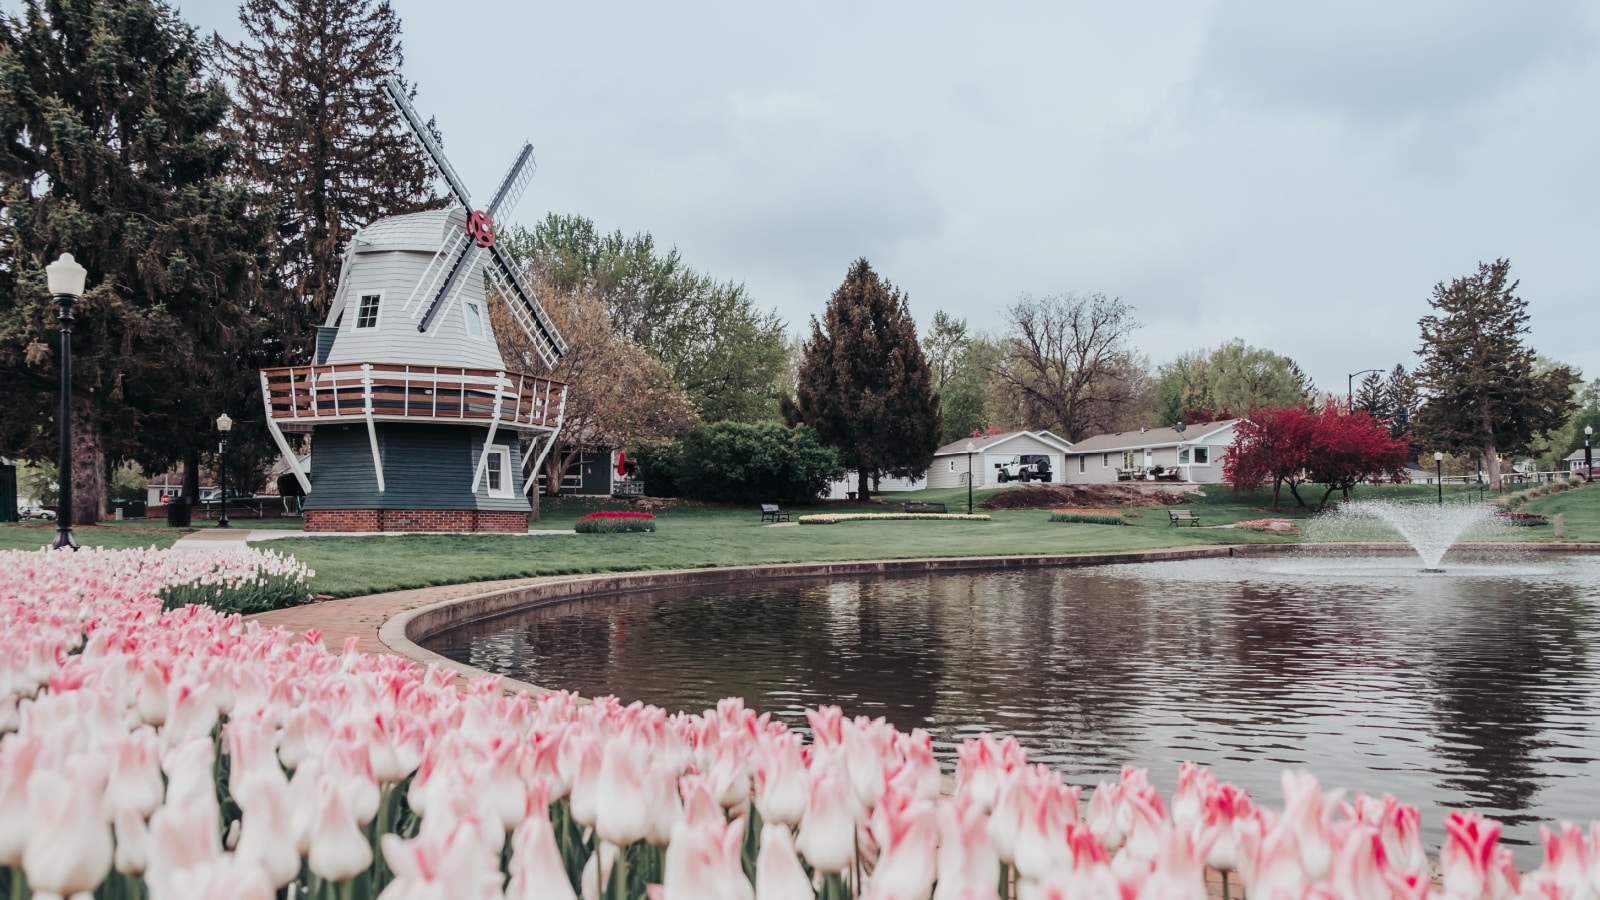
225;0;439;362
1384;364;1417;444
1413;259;1578;487
1354;371;1387;420
0;0;272;523
784;259;941;500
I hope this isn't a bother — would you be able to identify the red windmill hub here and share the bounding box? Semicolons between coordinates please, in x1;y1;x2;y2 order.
466;210;497;248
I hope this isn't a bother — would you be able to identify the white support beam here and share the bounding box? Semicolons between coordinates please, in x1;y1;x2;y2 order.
470;372;509;494
361;364;386;492
523;389;567;496
261;372;311;495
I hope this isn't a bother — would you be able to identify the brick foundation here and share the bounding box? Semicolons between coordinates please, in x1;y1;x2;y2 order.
303;509;528;533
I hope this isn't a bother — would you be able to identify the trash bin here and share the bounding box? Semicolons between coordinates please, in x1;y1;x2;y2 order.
166;496;191;527
128;501;146;518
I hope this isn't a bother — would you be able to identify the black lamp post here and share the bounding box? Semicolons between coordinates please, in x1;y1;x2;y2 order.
216;412;233;528
965;440;975;515
47;253;86;551
1586;426;1593;479
1347;369;1382;410
1434;451;1443;505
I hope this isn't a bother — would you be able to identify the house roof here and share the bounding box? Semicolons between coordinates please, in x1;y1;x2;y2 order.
350;207;467;255
1065;420;1239;454
933;430;1074;457
1565;448;1593;462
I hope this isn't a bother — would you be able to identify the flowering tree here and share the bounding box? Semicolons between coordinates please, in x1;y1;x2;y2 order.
1225;406;1409;508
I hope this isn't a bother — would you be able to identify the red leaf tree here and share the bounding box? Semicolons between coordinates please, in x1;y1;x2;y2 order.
1224;407;1410;508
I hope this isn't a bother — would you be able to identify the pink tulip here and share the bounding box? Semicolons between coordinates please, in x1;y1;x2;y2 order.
105;727;165;818
754;733;809;828
378;822;506;900
796;762;860;875
933;795;999;900
1198;783;1250;873
145;801;222;900
866;788;937;900
1535;822;1596;897
755;822;814;900
1234;810;1306;900
842;718;888;811
1014;769;1080;880
233;770;301;888
662;815;753;900
1442;811;1505;900
1280;770;1339;881
595;734;652;847
506;786;579;900
23;765;113;899
307;775;373;881
166;856;276;900
566;733;605;829
112;806;149;875
986;769;1028;866
0;733;45;865
955;734;1024;815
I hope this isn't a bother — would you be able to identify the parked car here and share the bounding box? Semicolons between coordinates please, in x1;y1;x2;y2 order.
18;505;56;521
199;489;257;503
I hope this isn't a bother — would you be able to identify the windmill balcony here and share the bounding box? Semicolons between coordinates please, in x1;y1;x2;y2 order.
260;362;567;433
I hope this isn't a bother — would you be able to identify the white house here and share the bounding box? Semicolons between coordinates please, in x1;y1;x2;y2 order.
1060;420;1239;484
924;431;1075;490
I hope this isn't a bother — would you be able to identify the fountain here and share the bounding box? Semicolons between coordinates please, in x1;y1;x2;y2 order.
1319;500;1496;571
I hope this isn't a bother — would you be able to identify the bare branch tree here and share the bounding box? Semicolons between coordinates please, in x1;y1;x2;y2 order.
992;293;1144;441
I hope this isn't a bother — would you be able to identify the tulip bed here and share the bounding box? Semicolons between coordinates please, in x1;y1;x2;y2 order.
574;512;657;534
797;513;992;524
4;547;1600;900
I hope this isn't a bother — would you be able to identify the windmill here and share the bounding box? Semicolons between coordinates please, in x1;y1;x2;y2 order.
258;79;569;533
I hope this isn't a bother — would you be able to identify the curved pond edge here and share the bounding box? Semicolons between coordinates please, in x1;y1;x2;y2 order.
376;541;1600;696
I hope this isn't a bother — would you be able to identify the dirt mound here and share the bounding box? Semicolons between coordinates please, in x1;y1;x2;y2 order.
980;484;1193;510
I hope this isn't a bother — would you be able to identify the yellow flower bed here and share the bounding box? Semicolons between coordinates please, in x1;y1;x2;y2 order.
798;512;992;524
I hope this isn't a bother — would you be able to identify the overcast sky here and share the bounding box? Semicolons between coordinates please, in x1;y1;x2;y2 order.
179;0;1600;395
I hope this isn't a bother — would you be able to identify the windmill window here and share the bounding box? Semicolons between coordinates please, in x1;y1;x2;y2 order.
484;446;512;498
464;301;486;339
355;294;381;329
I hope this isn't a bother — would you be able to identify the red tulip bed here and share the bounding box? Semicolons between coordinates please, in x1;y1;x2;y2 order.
3;546;1597;900
574;511;657;534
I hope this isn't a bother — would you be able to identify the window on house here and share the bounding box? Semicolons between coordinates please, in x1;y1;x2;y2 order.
464;301;486;339
1123;450;1137;469
1079;455;1086;473
949;460;956;472
484;447;513;498
1179;448;1191;464
1194;447;1210;465
1101;453;1108;468
355;294;380;329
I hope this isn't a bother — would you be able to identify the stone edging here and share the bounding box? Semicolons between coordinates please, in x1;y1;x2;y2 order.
375;541;1600;694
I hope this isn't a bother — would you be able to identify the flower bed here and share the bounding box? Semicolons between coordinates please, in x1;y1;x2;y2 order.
1492;511;1550;527
798;513;991;524
575;511;656;533
1;546;1597;900
1047;510;1128;526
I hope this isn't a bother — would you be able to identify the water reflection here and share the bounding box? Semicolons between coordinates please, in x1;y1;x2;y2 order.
423;554;1600;853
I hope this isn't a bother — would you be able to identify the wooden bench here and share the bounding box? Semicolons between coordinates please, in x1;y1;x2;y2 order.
1168;509;1200;526
760;504;790;523
904;502;948;514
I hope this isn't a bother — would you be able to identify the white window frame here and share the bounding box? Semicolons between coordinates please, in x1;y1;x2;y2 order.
1179;447;1191;465
1192;446;1211;466
354;292;382;330
484;446;513;498
1079;454;1085;473
463;300;487;340
1101;453;1109;468
949;459;956;472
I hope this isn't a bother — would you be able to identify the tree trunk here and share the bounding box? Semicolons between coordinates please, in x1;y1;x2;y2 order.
1484;439;1502;489
857;468;872;503
1287;481;1308;507
183;449;201;501
70;395;105;524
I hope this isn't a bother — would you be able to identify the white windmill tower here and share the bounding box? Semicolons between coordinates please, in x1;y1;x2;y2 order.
259;78;568;532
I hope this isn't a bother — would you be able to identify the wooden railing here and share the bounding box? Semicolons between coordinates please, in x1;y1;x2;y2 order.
260;362;566;431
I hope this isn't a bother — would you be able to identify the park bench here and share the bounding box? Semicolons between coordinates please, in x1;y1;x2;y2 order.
760;504;790;523
1167;509;1200;526
904;502;948;514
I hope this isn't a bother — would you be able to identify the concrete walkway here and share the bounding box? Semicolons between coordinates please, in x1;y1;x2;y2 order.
173;528;575;550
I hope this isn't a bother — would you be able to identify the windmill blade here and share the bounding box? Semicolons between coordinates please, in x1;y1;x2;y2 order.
380;76;474;209
486;143;536;219
419;243;484;334
403;226;470;318
486;258;563;368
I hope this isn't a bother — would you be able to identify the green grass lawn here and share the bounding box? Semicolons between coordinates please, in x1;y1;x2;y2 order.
6;481;1580;595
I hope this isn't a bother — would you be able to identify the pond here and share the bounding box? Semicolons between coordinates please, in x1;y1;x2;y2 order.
421;554;1600;853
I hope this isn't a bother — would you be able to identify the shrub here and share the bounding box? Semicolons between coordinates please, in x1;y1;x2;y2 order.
575;511;657;533
670;422;845;505
1048;511;1127;526
628;442;681;497
1493;511;1550;527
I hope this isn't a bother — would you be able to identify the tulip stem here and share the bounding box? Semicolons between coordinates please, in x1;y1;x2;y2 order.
1222;870;1230;900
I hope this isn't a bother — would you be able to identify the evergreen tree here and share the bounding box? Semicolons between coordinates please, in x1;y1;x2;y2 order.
0;0;272;522
1384;364;1417;444
1413;259;1577;487
784;259;940;500
1288;359;1317;403
225;0;439;363
1354;371;1387;419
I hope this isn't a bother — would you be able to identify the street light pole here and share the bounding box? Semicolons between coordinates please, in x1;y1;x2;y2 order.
47;254;86;551
1586;425;1593;480
1347;369;1382;410
965;440;975;515
1434;451;1444;505
216;413;233;528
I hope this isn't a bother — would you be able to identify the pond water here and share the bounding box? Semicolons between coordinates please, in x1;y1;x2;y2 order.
422;554;1600;853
